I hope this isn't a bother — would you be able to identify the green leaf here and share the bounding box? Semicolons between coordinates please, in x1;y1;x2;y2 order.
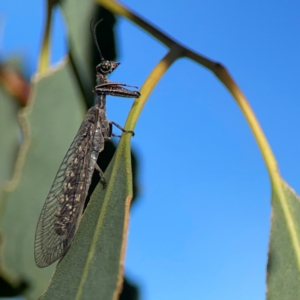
59;0;118;108
0;59;85;299
59;0;97;106
40;135;133;300
0;78;23;297
0;86;20;190
267;181;300;299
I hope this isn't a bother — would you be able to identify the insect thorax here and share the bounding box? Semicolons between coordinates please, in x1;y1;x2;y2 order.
96;73;109;85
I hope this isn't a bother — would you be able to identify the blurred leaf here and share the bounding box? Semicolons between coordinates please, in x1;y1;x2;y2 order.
59;0;117;108
0;59;85;299
0;85;25;297
267;181;300;299
0;86;20;190
41;135;133;299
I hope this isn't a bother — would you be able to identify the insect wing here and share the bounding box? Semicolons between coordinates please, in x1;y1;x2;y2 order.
34;106;101;268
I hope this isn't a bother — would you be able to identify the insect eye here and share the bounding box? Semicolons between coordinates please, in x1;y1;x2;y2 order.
97;60;112;74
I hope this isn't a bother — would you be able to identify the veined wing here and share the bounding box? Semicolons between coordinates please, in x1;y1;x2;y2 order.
34;106;104;268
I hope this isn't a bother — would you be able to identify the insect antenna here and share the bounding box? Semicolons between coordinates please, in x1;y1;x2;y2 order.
90;19;105;61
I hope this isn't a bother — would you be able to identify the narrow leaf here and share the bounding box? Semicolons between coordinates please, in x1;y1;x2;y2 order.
267;181;300;299
0;59;85;299
40;136;133;300
0;86;20;190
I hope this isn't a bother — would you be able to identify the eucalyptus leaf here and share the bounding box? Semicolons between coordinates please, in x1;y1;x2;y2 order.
0;59;85;299
60;0;117;108
267;181;300;299
40;136;133;300
60;0;98;106
0;86;20;190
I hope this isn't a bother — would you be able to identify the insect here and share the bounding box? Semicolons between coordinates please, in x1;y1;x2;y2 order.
34;21;140;268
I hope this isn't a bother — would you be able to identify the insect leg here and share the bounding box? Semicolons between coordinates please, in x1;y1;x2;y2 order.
95;163;107;188
95;82;139;89
110;121;135;137
93;86;140;98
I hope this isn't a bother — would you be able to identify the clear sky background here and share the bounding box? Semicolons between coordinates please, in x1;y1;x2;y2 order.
1;1;300;299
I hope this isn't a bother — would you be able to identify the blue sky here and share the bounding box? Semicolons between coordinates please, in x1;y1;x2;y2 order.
1;0;300;299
